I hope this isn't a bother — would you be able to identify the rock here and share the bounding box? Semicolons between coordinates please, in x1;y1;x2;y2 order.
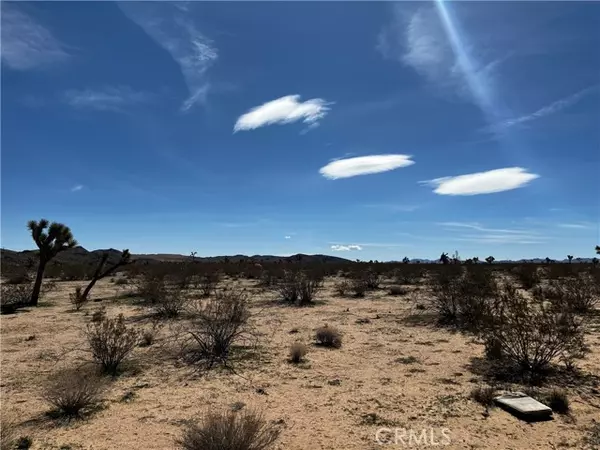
328;379;341;386
494;392;553;422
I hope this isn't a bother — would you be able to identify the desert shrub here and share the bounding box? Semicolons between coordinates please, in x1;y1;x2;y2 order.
389;285;408;296
114;277;128;286
0;283;31;314
511;264;541;289
289;342;308;363
333;280;350;297
69;286;86;310
184;290;251;369
136;275;168;304
196;272;221;297
545;388;570;414
470;385;496;407
139;322;161;347
13;436;32;450
90;307;107;323
427;267;497;331
546;273;599;314
5;271;32;285
315;325;342;348
349;278;367;298
43;367;105;418
153;288;188;318
274;271;322;306
352;269;380;290
480;283;586;378
85;314;139;375
178;409;280;450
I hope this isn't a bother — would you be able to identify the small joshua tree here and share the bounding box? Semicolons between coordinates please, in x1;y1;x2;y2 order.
485;256;495;265
28;219;77;306
402;257;410;264
567;255;573;264
596;245;600;255
81;250;131;302
440;252;450;265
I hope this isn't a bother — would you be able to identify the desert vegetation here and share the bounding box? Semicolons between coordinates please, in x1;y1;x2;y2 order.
1;220;599;449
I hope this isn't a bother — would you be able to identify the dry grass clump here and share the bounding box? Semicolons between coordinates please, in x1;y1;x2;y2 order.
42;366;106;419
288;342;308;364
315;325;342;348
178;409;281;450
469;385;497;407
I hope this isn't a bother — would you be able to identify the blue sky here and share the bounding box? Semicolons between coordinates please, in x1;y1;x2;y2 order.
1;1;599;261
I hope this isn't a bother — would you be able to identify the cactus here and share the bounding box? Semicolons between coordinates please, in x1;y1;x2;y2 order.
27;219;77;306
81;250;131;301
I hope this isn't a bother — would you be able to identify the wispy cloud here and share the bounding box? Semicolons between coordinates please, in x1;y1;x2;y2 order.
439;221;547;245
284;235;292;239
557;222;595;230
234;95;331;132
363;204;420;212
421;167;539;195
1;3;70;70
320;154;414;180
493;85;600;131
63;86;153;112
71;184;83;192
331;244;362;252
378;4;502;116
118;2;217;111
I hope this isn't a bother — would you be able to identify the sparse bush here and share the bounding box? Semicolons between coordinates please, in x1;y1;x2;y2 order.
480;283;586;378
274;271;322;306
178;409;281;450
5;272;32;285
289;342;308;363
333;280;350;297
90;308;106;323
470;385;496;407
545;388;570;414
69;286;86;310
315;325;342;348
427;266;497;331
0;283;31;314
198;272;221;297
139;322;160;347
547;273;599;314
114;277;128;286
43;367;105;418
85;314;139;375
185;290;251;369
512;264;541;289
135;274;167;304
153;288;188;318
14;436;32;450
349;278;367;298
389;285;408;296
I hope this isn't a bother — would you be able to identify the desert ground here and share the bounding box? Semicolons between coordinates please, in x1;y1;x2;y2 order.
2;274;600;450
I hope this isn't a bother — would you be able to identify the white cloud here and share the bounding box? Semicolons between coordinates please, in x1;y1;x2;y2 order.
557;223;594;230
71;185;83;192
118;2;217;111
331;244;362;252
234;95;331;132
439;221;546;244
284;235;292;239
494;85;599;131
438;222;538;235
1;3;70;70
64;86;153;111
422;167;539;196
320;155;414;180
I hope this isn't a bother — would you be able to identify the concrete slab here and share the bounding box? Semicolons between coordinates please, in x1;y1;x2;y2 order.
494;392;553;422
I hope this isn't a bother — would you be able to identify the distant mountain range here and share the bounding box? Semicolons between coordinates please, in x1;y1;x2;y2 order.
1;247;595;269
0;247;352;268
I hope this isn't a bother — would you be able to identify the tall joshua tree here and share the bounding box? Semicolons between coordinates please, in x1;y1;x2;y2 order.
567;255;573;264
28;219;77;306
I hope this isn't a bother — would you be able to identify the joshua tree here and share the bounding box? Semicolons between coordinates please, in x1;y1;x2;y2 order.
473;257;480;264
593;257;599;267
190;251;197;261
567;255;573;264
28;219;77;306
440;252;450;265
545;257;553;264
80;250;131;301
485;256;495;265
402;257;410;264
596;245;600;255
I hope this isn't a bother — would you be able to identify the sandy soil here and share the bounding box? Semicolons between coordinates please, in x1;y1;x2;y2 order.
1;277;599;450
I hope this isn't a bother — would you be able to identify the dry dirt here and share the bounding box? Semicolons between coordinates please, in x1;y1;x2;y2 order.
2;277;600;450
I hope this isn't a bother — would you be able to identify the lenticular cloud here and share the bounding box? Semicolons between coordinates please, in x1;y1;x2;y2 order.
319;154;415;180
